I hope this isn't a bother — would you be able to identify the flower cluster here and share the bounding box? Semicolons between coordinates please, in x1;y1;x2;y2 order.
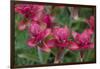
15;4;95;62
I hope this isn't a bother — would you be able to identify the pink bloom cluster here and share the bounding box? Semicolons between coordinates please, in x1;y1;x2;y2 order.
85;16;95;32
15;4;44;21
15;4;54;31
68;16;95;51
15;4;95;53
69;29;94;50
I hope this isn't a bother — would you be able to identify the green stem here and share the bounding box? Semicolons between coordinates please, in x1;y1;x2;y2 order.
54;48;65;64
80;50;84;62
37;46;43;64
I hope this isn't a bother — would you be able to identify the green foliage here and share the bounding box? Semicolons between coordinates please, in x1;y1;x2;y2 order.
15;6;95;66
79;7;94;18
71;20;89;33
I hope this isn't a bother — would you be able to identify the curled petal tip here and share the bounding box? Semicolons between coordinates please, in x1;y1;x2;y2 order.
27;38;36;48
18;21;26;31
68;41;79;50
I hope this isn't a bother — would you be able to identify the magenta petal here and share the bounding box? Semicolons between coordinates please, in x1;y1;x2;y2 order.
72;31;80;41
40;46;51;53
86;16;95;31
44;29;51;37
18;21;26;31
29;23;41;36
15;4;44;20
89;43;94;49
82;45;88;49
35;29;51;42
41;42;51;53
40;39;56;53
53;27;69;41
69;42;79;50
46;39;56;48
89;16;94;27
56;43;68;47
56;40;68;47
15;4;24;14
53;27;70;48
85;29;93;36
27;38;36;48
80;29;92;43
43;15;54;27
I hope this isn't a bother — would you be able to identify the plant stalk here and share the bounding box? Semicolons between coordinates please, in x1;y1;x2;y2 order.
37;46;43;64
80;50;84;62
54;48;65;64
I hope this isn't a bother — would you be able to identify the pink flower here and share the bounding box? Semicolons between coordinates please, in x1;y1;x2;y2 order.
68;41;79;50
40;39;57;53
18;20;27;31
41;27;70;52
15;4;32;18
53;27;70;42
41;44;51;53
15;4;44;21
43;14;54;28
29;22;41;36
85;16;95;32
27;28;51;48
40;40;55;53
35;29;51;42
27;38;36;48
53;26;70;47
70;29;94;50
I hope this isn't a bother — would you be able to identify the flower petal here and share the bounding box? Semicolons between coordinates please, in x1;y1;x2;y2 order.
72;31;80;41
56;42;68;47
43;14;54;27
68;41;79;50
89;43;94;49
18;20;26;31
27;38;36;48
29;23;41;36
46;39;56;48
53;27;69;41
40;42;51;53
35;29;51;42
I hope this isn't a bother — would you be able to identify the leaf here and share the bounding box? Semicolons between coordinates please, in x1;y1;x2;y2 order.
71;20;89;33
18;53;38;62
79;7;94;18
83;49;96;62
42;52;50;63
15;13;24;23
63;51;80;63
37;47;44;64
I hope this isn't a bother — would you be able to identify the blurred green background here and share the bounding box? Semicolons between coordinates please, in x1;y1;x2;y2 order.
15;6;96;66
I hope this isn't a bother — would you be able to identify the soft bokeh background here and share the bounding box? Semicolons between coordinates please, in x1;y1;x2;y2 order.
15;5;95;66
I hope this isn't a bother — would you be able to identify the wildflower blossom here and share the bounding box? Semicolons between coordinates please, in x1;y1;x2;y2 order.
69;29;94;50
